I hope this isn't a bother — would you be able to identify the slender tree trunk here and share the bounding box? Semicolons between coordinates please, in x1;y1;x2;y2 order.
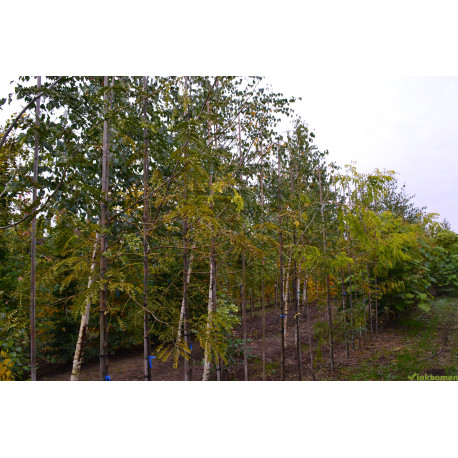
30;76;41;381
304;274;316;380
214;246;221;382
283;254;291;347
353;270;361;350
202;241;217;381
345;184;355;349
291;151;301;380
177;254;194;345
259;128;266;381
348;264;355;350
288;281;292;343
318;164;334;373
99;76;111;381
203;96;218;381
367;264;373;339
71;235;99;381
360;274;365;349
274;277;278;314
341;269;349;358
213;79;222;382
202;203;213;380
142;76;152;381
375;274;379;336
241;251;248;381
261;282;266;381
250;289;253;320
238;117;248;381
182;76;192;381
295;274;302;380
302;275;307;314
278;141;285;380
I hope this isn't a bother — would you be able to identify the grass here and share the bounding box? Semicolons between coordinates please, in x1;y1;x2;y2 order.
339;295;457;381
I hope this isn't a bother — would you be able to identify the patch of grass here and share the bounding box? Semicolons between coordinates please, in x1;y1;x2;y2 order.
265;361;280;377
341;295;457;380
398;317;426;333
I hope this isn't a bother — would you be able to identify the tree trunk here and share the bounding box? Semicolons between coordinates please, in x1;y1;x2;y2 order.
259;127;266;381
203;96;218;381
30;76;41;381
182;76;192;381
177;254;194;346
291;152;301;380
294;275;302;380
278;141;285;380
202;241;217;381
261;283;266;381
367;264;373;339
302;275;307;314
318;164;334;373
283;255;291;347
275;277;278;314
341;269;349;358
360;274;365;349
348;264;355;350
304;274;316;380
375;274;379;336
70;235;99;381
99;76;112;381
142;76;152;381
237;116;248;381
241;251;248;381
250;289;253;320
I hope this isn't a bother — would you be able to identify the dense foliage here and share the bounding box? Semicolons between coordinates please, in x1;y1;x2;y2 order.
0;76;456;380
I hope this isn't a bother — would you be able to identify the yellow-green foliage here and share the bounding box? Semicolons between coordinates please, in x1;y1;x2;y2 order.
187;301;241;367
0;351;14;381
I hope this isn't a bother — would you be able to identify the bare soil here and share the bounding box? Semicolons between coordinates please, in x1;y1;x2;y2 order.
39;300;457;381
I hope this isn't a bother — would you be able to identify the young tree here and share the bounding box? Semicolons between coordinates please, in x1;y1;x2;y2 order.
30;76;41;381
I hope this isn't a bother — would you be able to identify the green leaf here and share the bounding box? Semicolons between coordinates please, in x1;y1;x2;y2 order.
417;302;431;313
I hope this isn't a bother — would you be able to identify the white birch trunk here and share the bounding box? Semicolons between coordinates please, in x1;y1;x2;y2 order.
203;93;217;381
70;234;99;381
177;253;194;345
202;256;216;381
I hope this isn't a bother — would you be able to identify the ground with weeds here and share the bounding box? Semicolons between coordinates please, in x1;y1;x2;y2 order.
39;295;457;381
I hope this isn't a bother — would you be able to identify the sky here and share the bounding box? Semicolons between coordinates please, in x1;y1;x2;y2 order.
1;75;456;230
267;75;458;230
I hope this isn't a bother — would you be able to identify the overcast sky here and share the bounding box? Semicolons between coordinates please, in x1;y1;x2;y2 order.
1;75;457;230
266;75;458;230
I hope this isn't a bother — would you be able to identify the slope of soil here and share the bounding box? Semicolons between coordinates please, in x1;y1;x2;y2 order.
39;296;457;381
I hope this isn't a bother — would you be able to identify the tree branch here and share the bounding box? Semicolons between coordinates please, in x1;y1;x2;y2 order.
0;77;64;150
